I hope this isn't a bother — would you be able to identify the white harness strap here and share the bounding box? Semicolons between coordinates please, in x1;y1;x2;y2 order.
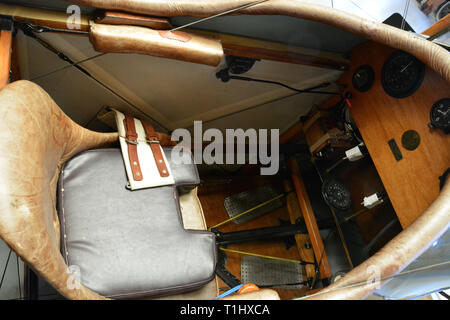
113;109;175;190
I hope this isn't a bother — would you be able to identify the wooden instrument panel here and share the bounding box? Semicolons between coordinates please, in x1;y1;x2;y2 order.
338;41;450;228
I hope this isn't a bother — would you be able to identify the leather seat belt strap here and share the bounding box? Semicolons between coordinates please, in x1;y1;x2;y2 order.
141;120;170;177
123;114;143;181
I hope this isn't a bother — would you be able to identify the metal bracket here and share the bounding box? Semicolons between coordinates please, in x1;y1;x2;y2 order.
0;15;13;32
215;250;241;289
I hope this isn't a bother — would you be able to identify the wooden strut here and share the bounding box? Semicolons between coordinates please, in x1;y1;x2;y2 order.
0;29;12;89
422;12;450;37
287;157;333;280
283;179;317;281
0;3;349;71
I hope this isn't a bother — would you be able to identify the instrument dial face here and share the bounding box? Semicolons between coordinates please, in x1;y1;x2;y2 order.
352;65;374;92
322;178;352;211
430;98;450;132
381;51;425;98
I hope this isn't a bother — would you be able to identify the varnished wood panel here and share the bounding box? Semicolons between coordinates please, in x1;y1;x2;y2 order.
338;41;450;228
187;29;350;70
222;44;347;70
0;4;90;31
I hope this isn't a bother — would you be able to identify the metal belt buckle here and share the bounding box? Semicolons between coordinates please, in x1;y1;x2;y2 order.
125;138;138;145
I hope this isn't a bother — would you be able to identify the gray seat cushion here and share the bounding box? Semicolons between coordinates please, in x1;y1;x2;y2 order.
57;148;216;299
161;146;200;194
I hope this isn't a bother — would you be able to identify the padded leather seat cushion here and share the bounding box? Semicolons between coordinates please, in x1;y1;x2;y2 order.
57;148;216;299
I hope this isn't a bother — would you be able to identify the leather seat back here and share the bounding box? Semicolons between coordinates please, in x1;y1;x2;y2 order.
0;80;116;299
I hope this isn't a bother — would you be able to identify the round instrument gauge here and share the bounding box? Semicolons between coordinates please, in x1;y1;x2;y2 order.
322;178;352;211
436;2;450;21
352;65;374;92
429;98;450;133
381;51;425;98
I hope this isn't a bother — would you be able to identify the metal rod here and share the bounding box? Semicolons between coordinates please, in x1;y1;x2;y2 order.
0;249;12;291
219;247;315;265
216;223;307;246
16;255;22;299
344;207;370;221
401;0;411;31
325;156;347;173
170;0;269;32
208;193;286;231
344;198;386;222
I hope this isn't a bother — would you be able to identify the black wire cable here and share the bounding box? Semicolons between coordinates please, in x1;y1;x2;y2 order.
1;250;23;299
216;67;341;96
16;22;169;133
0;249;12;291
188;78;343;129
228;75;340;95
